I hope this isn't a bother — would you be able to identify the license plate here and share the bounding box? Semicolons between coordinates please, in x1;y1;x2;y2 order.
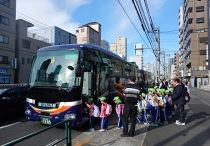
40;117;51;125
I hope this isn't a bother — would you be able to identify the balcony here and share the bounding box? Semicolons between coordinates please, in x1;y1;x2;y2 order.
27;32;49;43
186;34;191;44
185;57;191;66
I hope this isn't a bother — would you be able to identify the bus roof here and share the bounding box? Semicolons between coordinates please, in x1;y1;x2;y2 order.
38;44;138;67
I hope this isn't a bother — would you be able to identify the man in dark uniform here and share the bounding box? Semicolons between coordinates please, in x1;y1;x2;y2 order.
121;77;141;137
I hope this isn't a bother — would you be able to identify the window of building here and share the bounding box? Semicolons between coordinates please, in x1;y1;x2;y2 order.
76;29;79;33
200;50;206;55
195;29;205;33
0;55;8;64
59;32;61;36
196;6;204;12
188;18;193;24
37;46;40;50
27;58;30;64
22;40;30;49
0;34;9;44
0;15;9;25
92;31;94;35
199;37;208;43
0;0;10;7
81;28;85;32
82;37;86;41
196;17;204;23
22;57;25;64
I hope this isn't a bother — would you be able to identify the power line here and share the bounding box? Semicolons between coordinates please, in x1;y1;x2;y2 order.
117;0;151;49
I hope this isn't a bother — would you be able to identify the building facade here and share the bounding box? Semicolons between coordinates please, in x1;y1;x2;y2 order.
130;44;143;69
15;19;51;83
0;0;16;84
75;22;101;46
168;58;174;80
109;36;127;61
179;0;208;81
173;52;179;78
28;26;77;45
179;7;185;78
101;40;109;50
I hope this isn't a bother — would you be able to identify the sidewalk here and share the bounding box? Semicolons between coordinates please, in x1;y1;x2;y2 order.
72;88;210;146
72;113;148;146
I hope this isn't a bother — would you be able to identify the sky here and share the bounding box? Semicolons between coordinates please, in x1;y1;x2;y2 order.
16;0;183;72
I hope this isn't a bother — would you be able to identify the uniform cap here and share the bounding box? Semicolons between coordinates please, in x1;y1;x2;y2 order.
141;93;146;98
99;97;106;101
113;96;120;101
148;88;155;93
88;98;93;103
159;89;165;95
165;90;169;93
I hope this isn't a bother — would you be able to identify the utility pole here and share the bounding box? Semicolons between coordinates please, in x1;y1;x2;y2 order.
154;26;160;82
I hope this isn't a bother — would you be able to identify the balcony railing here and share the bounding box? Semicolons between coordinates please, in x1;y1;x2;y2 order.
27;32;49;43
185;57;191;65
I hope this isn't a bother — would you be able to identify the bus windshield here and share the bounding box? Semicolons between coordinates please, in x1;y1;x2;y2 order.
29;50;79;89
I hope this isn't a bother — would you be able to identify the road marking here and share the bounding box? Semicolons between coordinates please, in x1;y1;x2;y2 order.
46;139;58;146
0;122;21;129
200;100;210;107
74;140;92;146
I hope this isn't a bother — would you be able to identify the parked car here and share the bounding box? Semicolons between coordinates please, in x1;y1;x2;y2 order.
0;86;29;118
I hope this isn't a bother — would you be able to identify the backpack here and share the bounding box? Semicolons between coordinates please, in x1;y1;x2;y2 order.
105;104;112;115
183;87;190;102
92;104;100;117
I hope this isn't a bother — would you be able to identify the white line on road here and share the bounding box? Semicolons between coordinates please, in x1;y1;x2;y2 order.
0;122;21;129
200;100;210;107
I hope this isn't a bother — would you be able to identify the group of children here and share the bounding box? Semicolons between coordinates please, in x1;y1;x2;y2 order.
84;86;175;132
142;86;175;126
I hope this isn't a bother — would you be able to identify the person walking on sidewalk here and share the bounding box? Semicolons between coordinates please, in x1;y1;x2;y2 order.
121;77;141;137
168;78;186;125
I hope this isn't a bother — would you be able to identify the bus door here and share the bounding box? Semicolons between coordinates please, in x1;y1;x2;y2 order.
82;61;95;113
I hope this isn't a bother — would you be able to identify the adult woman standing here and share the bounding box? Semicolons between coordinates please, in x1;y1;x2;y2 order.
168;78;186;125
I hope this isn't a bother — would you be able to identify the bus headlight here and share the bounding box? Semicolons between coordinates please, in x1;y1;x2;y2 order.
64;114;76;119
25;109;31;115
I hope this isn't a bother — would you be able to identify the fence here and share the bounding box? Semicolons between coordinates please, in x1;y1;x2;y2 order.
2;119;72;146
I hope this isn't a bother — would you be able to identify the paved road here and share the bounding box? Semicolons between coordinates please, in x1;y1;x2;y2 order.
0;116;91;146
143;87;210;146
1;87;210;146
72;87;210;146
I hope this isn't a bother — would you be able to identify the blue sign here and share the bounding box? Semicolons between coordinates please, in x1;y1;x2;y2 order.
0;68;8;74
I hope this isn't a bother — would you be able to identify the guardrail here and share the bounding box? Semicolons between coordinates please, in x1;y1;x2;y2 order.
2;119;72;146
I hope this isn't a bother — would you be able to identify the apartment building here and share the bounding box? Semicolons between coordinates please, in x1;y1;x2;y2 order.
15;19;51;83
168;58;174;79
28;26;77;45
109;36;127;61
179;7;184;78
101;40;109;50
180;0;208;81
0;0;16;84
130;44;143;69
174;52;179;78
75;22;101;46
